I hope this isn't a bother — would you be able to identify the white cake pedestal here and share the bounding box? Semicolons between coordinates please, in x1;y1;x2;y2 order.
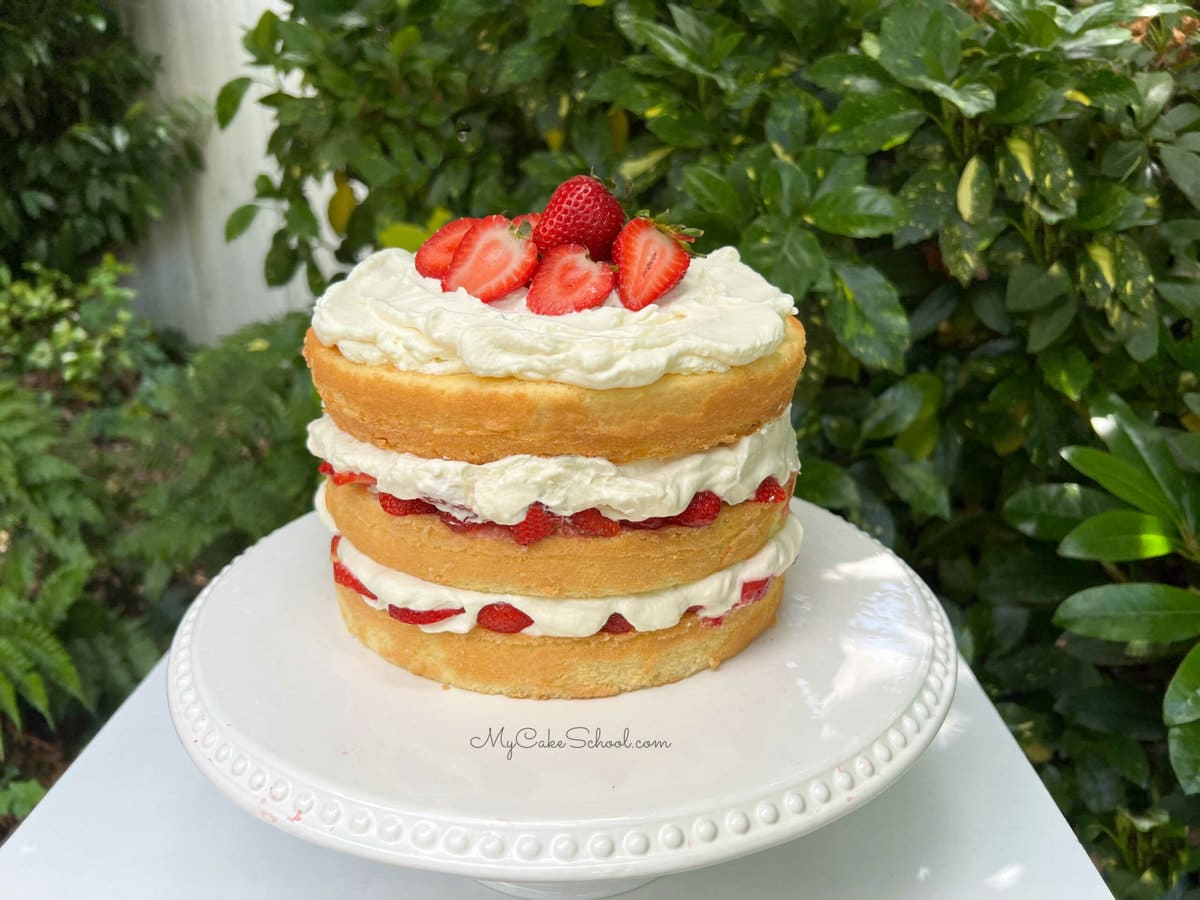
167;501;955;899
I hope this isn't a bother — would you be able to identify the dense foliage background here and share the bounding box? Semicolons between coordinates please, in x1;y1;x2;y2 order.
3;2;1198;897
0;0;318;837
217;1;1199;895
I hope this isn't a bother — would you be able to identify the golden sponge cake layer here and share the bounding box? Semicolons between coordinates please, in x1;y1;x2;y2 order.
335;578;783;699
304;317;805;465
323;476;794;598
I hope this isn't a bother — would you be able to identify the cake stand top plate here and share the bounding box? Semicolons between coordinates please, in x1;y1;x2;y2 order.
167;500;956;883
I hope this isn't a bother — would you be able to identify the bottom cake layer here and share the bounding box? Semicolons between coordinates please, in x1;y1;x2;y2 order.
334;578;784;699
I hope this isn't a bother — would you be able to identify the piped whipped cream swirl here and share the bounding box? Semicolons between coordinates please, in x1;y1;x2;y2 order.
308;410;799;524
311;246;796;389
318;484;803;637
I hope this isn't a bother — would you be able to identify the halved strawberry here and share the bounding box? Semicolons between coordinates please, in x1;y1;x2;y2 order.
511;503;558;545
415;217;479;279
333;560;377;600
754;476;788;503
612;217;692;311
564;507;622;537
388;605;465;625
673;491;722;527
318;461;376;487
512;212;542;231
379;493;437;516
526;244;615;315
533;175;625;260
476;603;534;633
600;613;635;634
442;215;538;302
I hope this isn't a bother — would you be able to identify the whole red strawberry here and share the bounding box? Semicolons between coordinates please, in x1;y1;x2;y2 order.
442;215;538;302
526;244;615;315
612;217;692;311
534;176;625;261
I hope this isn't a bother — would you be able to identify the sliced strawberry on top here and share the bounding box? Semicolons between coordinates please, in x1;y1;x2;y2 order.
415;217;479;279
526;244;616;315
511;212;542;231
441;215;538;302
533;175;626;261
612;217;692;311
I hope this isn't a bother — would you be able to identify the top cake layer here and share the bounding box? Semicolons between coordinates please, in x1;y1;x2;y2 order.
312;246;797;390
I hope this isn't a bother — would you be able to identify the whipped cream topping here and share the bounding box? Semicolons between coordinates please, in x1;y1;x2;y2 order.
317;483;803;637
311;246;797;389
308;410;800;524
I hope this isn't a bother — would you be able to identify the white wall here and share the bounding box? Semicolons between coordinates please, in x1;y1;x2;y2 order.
120;0;317;343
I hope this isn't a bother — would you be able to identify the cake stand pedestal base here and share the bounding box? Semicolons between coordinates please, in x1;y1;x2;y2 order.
479;876;656;899
167;501;955;895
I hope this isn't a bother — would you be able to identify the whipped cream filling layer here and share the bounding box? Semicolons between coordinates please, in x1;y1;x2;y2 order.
311;246;797;389
308;410;800;524
317;485;803;637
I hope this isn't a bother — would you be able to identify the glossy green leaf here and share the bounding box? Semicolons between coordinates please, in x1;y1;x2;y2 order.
1061;446;1179;525
939;215;985;286
1006;262;1069;312
805;186;907;238
1027;292;1078;352
760;160;812;219
1039;345;1091;400
682;165;744;219
1056;684;1165;740
1169;720;1200;794
793;458;860;510
1055;583;1200;643
1090;395;1196;530
817;89;926;155
956;156;995;225
875;447;950;518
764;86;810;156
739;219;825;302
1160;145;1200;211
804;54;889;94
894;165;956;248
1166;644;1200;727
216;77;253;129
978;544;1102;607
861;377;928;441
224;204;259;242
1058;510;1179;562
826;261;910;372
1002;483;1126;541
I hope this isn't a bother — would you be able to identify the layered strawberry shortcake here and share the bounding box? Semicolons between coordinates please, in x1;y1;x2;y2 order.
304;176;807;698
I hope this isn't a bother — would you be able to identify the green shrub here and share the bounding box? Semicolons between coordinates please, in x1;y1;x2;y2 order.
0;0;203;273
226;1;1200;892
0;257;167;403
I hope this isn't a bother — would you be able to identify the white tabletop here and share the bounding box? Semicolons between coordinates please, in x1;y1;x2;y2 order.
1;655;1110;899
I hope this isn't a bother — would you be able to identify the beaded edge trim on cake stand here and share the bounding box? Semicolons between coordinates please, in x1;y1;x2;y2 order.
166;504;957;882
